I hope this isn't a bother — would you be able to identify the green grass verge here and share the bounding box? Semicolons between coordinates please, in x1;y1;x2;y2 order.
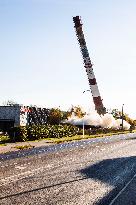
44;130;136;143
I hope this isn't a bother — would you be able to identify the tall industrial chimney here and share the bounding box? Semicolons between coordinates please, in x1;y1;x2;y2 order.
73;16;106;115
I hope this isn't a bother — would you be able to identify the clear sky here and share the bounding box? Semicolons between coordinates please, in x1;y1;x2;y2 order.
0;0;136;118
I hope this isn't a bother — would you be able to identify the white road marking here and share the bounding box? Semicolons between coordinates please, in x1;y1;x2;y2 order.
109;173;136;205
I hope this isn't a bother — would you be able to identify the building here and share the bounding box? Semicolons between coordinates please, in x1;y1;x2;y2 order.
0;104;28;131
0;104;49;132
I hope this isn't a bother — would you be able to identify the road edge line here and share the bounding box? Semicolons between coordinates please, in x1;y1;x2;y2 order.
109;173;136;205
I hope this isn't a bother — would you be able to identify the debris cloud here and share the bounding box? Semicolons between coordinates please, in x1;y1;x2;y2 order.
65;112;130;130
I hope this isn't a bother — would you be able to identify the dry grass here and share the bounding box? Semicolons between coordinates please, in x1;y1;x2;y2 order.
0;143;7;146
14;144;35;150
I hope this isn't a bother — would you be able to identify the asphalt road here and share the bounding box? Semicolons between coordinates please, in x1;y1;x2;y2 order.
1;133;136;204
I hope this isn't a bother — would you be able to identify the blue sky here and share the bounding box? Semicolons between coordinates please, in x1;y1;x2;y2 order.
0;0;136;118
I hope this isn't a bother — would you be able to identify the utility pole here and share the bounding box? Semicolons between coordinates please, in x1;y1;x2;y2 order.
83;120;85;137
122;104;124;130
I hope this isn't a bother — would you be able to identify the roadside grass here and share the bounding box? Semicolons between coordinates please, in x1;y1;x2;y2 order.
0;143;7;146
45;130;136;143
14;144;35;150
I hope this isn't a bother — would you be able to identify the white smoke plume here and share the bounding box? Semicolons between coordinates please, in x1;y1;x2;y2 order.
64;112;130;130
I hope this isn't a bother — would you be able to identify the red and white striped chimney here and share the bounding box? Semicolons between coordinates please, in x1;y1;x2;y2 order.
73;16;106;115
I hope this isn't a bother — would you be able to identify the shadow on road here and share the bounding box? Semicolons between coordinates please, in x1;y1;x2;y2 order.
1;156;136;204
80;156;136;204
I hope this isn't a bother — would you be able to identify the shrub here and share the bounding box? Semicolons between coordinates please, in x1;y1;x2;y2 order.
9;124;78;142
0;135;10;143
9;126;28;142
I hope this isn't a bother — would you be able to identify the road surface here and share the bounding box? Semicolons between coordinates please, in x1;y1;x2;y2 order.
1;133;136;204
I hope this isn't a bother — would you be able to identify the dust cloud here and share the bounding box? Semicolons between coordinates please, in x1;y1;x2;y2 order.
64;112;130;130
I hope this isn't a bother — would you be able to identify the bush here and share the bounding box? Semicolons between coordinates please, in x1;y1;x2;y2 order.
9;126;28;142
9;124;79;142
0;135;10;143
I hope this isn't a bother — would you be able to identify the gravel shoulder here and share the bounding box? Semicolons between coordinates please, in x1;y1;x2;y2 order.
0;140;54;154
